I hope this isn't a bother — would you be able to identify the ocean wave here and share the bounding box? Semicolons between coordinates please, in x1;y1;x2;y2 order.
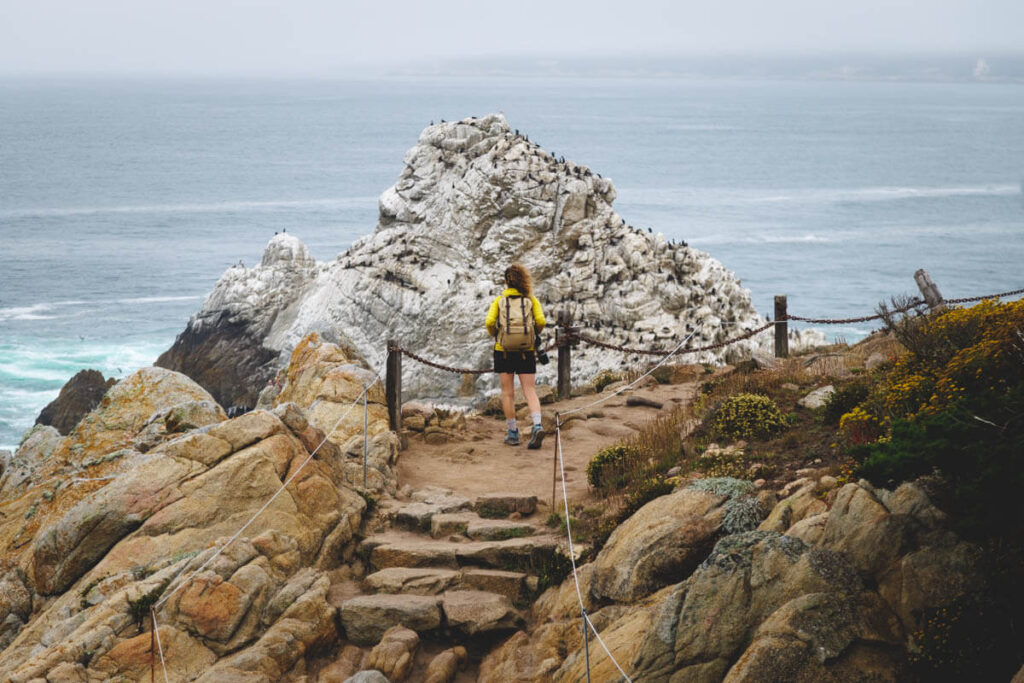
619;184;1020;207
0;197;377;220
0;296;201;321
695;233;832;245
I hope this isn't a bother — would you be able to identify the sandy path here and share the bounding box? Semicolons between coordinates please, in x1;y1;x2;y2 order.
395;379;699;513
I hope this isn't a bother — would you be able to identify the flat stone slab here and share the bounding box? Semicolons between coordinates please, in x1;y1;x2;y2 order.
369;539;460;570
460;568;530;605
440;590;523;636
465;519;537;541
363;567;459;596
455;536;560;571
474;493;538;518
395;494;472;532
339;594;442;645
364;534;561;572
431;512;477;538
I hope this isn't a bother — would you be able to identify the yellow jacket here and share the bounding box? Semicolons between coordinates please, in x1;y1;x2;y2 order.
486;288;546;351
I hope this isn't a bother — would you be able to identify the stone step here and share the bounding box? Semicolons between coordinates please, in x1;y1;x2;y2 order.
361;532;562;573
430;512;540;540
362;566;535;605
465;518;538;541
339;593;442;645
394;488;472;532
474;492;538;519
362;567;460;596
430;511;477;538
339;590;523;645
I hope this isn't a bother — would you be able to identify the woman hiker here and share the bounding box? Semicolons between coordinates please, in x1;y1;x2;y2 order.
485;264;547;448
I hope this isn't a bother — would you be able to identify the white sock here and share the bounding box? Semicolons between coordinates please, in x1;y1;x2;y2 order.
506;419;517;431
531;412;542;427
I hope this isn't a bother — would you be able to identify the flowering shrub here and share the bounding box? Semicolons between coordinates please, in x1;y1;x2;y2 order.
838;407;884;446
710;393;786;441
585;445;633;489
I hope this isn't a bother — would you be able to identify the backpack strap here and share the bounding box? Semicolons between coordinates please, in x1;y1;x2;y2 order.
520;297;527;335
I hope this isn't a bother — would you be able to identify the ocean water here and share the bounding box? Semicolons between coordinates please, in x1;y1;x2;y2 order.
1;77;1022;449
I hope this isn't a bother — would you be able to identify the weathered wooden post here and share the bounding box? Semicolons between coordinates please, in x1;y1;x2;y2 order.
774;295;789;358
914;269;946;312
556;310;574;400
386;340;402;431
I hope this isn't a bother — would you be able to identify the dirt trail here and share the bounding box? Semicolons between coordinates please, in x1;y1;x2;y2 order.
395;379;700;514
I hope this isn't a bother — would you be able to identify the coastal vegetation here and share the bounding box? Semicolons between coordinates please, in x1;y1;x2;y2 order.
577;298;1024;680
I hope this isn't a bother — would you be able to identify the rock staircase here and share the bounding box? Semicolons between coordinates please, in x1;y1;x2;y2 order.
337;486;565;648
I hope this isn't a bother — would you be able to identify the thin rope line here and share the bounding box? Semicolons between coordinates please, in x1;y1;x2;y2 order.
555;421;633;682
152;608;169;683
585;612;632;682
155;378;379;610
560;329;701;418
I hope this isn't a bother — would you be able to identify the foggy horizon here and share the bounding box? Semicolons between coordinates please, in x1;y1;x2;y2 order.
2;0;1023;79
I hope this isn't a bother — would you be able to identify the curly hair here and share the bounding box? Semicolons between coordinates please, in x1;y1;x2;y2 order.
504;264;533;297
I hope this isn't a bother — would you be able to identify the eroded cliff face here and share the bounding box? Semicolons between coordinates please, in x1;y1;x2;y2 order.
0;336;387;681
158;114;765;409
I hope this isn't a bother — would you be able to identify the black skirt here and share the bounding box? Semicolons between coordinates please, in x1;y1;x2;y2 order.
493;350;537;375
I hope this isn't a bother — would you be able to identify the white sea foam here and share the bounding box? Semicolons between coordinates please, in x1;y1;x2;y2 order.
0;197;377;220
0;296;201;321
620;184;1020;207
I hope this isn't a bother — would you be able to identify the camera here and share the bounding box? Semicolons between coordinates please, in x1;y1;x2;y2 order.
535;334;550;365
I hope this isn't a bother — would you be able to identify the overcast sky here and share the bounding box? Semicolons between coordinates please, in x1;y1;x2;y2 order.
1;0;1021;76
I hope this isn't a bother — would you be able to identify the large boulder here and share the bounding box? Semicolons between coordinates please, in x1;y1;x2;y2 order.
589;487;726;604
158;115;765;406
632;531;893;681
35;369;116;435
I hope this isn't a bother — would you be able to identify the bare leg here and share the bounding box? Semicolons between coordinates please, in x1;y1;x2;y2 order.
519;373;541;416
500;373;516;420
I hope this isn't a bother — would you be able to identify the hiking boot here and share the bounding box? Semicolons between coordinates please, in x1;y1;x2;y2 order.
504;428;520;446
527;425;546;450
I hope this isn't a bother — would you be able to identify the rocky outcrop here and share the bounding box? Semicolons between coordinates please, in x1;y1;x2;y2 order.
480;479;982;682
160;114;767;406
156;234;320;412
0;335;382;681
35;369;117;435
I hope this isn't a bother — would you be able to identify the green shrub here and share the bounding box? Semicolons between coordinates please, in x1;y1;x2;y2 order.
822;380;870;426
722;496;764;534
687;476;754;500
586;445;633;489
710;393;786;441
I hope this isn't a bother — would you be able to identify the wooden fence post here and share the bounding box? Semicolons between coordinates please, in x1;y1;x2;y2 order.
556;310;573;400
774;295;789;358
386;340;402;431
914;269;946;312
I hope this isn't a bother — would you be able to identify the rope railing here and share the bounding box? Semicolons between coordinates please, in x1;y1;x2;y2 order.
390;283;1021;380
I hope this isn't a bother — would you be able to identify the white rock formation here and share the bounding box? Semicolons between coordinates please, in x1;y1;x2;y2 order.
161;114;770;404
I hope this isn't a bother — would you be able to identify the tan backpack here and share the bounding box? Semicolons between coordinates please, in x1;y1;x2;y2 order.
497;295;535;351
